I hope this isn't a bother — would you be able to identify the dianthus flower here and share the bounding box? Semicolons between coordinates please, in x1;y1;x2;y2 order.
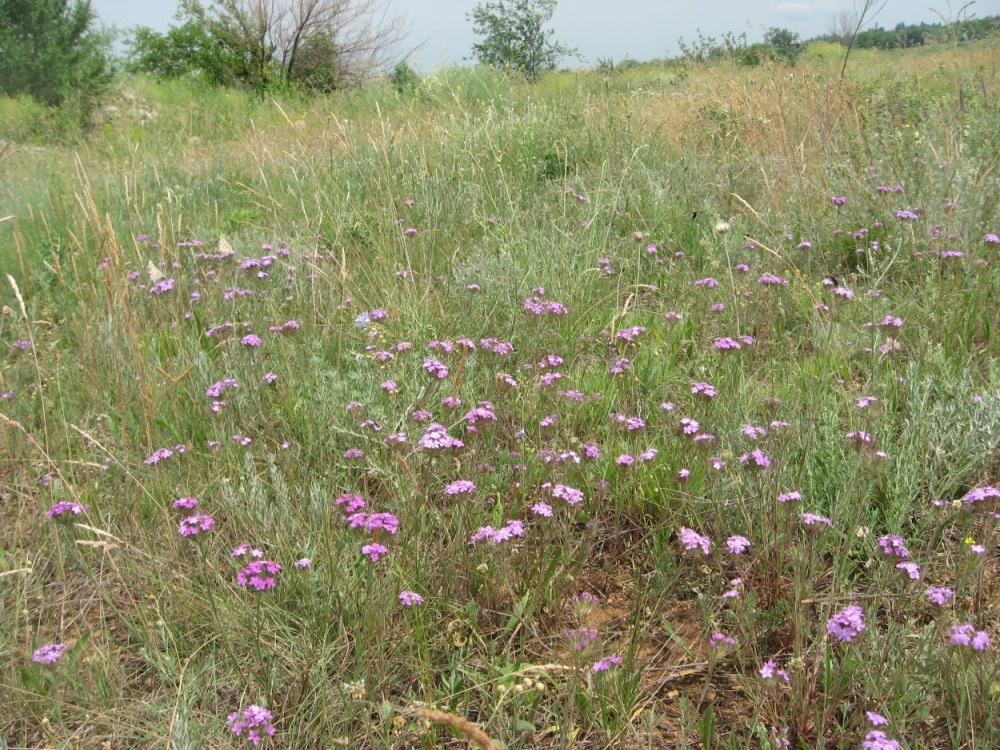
726;535;751;554
399;590;424;606
226;704;277;745
444;480;476;495
551;484;584;505
592;655;623;672
46;501;88;518
32;643;68;664
362;542;388;562
924;586;954;605
826;604;866;642
236;560;282;590
679;527;712;555
178;514;215;537
877;535;910;558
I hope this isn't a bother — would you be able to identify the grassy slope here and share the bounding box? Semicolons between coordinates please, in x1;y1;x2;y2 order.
1;41;999;749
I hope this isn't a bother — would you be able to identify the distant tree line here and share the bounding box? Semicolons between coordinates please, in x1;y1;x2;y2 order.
834;17;999;50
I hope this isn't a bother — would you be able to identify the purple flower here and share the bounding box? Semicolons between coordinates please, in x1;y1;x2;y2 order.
178;514;215;537
709;632;736;649
531;502;553;517
346;512;400;535
444;480;476;495
984;233;999;245
695;277;719;288
399;590;424;606
896;562;920;580
609;357;631;375
759;273;788;285
418;423;464;450
46;501;88;518
567;627;599;650
948;624;991;650
592;655;623;672
342;447;364;459
725;535;751;554
172;497;199;510
616;454;635;467
294;558;311;568
739;450;771;470
236;560;282;590
226;704;277;745
241;334;262;347
551;483;584;505
13;339;32;350
380;380;398;393
32;643;68;664
470;519;524;544
826;604;866;643
679;527;712;555
832;196;847;206
801;512;833;527
759;659;790;682
691;381;716;398
925;586;954;605
866;711;888;727
263;372;278;385
362;542;388;562
877;535;910;558
422;358;449;379
862;731;900;750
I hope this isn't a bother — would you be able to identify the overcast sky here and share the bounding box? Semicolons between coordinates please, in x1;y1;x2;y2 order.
92;0;997;68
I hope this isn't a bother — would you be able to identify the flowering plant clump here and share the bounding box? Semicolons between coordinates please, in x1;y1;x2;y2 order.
236;560;282;591
827;605;866;643
226;704;277;745
178;514;215;537
32;642;68;664
46;501;88;518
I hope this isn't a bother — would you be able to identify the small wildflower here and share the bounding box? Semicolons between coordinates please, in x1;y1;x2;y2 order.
32;643;68;664
236;560;282;591
679;527;712;555
399;590;424;606
46;501;88;518
362;542;388;562
444;480;476;495
759;659;790;682
709;632;736;649
226;705;277;745
726;535;751;554
826;604;866;643
592;655;623;672
925;586;954;605
178;514;215;537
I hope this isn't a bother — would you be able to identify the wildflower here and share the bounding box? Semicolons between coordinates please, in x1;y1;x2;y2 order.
711;303;725;311
347;512;400;535
32;643;68;664
680;417;700;435
826;604;866;643
231;544;264;558
173;497;199;510
695;277;720;288
592;655;623;672
713;337;742;350
722;578;743;599
832;196;847;206
962;486;1000;503
12;340;31;350
46;501;87;518
145;447;175;465
236;560;282;590
470;519;525;544
616;326;646;343
616;454;635;467
639;447;658;461
948;624;990;650
691;381;716;398
552;484;584;505
877;535;910;558
539;413;557;427
399;590;424;606
777;490;801;503
726;535;751;554
679;527;712;555
418;423;465;450
531;502;553;517
444;480;476;495
866;712;888;726
801;512;833;527
567;627;599;650
380;380;398;393
582;443;601;459
335;493;366;514
739;450;771;470
609;357;631;375
362;543;388;562
759;659;790;682
862;731;900;750
856;396;877;409
896;562;921;580
759;273;788;285
226;704;277;745
233;435;252;446
984;233;999;245
422;358;449;379
925;586;954;605
178;514;215;537
241;334;262;347
263;372;278;385
709;632;736;649
294;558;311;568
741;424;767;440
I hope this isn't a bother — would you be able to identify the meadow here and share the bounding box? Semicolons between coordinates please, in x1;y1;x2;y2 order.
1;39;999;749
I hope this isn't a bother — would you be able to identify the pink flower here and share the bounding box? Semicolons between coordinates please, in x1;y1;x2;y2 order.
827;605;866;643
679;527;711;555
399;590;424;606
362;543;388;562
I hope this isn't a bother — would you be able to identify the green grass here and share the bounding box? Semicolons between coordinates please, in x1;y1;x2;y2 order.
1;40;1000;749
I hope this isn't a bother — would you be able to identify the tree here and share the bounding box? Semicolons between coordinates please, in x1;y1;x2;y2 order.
468;0;572;81
763;27;801;63
0;0;112;115
128;0;409;93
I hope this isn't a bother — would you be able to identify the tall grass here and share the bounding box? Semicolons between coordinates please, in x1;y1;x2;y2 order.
1;40;999;749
